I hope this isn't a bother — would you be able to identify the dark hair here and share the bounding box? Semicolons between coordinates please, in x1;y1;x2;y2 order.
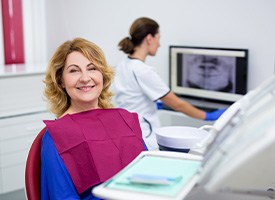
118;17;159;54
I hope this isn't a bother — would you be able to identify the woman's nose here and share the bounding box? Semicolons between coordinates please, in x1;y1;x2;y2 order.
79;71;91;82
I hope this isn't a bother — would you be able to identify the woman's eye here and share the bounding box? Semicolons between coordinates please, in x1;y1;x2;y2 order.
69;68;79;73
88;67;97;71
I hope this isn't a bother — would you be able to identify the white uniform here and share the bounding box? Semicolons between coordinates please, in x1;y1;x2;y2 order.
114;57;170;150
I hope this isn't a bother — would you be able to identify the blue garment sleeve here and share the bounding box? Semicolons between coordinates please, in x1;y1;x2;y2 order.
41;130;101;200
143;141;148;150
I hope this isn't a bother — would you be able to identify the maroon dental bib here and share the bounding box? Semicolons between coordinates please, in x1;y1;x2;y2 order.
43;108;145;194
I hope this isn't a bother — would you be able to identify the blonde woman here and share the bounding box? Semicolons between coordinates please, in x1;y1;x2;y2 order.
41;38;146;199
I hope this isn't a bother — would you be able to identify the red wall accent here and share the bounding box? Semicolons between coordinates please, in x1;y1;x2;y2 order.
1;0;25;64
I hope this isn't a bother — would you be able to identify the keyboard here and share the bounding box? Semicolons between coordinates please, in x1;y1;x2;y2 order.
161;103;218;112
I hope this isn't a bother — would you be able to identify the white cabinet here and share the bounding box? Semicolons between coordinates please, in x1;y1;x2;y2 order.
0;112;53;193
0;65;54;194
0;65;47;118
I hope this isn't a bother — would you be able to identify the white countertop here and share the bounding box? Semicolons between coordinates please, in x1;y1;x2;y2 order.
0;63;47;78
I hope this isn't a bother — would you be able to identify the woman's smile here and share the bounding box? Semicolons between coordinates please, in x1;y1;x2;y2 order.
77;85;95;92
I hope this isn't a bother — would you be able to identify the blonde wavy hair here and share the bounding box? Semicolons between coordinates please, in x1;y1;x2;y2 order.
44;38;114;117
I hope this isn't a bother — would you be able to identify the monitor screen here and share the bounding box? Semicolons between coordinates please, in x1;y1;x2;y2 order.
169;46;248;104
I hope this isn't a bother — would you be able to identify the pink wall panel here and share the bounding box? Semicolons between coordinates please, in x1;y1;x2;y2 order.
1;0;24;64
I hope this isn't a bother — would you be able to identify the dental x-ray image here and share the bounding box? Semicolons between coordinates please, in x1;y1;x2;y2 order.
181;54;236;93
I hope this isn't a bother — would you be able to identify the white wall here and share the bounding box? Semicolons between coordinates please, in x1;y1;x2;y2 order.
22;0;47;64
44;0;275;91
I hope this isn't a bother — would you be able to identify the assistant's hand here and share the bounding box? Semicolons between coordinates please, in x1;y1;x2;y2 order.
205;108;226;121
156;100;163;110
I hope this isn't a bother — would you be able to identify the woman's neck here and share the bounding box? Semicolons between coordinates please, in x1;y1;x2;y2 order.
129;46;147;62
62;104;99;117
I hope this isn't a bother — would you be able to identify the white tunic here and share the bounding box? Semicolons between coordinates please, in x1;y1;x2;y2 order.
113;57;170;150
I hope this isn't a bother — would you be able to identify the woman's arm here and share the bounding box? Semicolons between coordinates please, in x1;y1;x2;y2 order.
160;91;206;120
160;91;226;121
41;130;96;200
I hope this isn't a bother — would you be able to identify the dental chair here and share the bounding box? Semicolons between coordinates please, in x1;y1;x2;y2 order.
25;127;46;200
92;75;275;200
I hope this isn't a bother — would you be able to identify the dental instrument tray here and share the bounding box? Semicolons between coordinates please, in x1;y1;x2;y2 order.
92;151;202;200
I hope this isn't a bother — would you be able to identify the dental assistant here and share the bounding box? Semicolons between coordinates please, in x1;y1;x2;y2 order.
114;17;225;150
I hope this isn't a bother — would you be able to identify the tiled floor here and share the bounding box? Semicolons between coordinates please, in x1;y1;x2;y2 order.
0;189;26;200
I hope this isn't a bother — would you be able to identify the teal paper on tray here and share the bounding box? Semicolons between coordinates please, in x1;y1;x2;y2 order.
105;155;201;197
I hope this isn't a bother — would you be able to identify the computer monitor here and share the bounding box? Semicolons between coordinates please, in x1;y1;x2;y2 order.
169;46;248;104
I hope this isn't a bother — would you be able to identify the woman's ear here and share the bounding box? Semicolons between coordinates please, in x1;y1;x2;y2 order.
145;34;153;44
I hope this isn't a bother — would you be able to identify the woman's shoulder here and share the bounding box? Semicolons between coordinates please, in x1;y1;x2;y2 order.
129;59;155;73
41;129;55;150
116;57;156;76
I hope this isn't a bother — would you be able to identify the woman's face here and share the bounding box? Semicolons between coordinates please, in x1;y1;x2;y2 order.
61;51;103;110
148;31;160;56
